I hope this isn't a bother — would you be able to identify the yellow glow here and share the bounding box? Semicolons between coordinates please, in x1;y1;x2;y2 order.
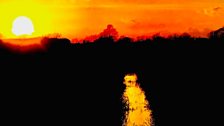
0;0;53;39
12;16;34;36
122;73;153;126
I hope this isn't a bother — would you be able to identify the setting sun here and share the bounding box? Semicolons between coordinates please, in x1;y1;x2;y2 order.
0;0;53;39
12;16;34;36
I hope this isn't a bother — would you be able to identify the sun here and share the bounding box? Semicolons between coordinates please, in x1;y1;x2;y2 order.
12;16;34;36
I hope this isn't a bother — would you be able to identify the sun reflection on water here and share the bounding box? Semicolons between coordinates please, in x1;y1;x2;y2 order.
122;73;153;126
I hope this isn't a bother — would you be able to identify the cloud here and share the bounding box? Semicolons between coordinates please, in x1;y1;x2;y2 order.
203;6;223;16
213;6;222;11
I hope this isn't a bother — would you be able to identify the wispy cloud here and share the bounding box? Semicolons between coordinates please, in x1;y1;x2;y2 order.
203;6;223;16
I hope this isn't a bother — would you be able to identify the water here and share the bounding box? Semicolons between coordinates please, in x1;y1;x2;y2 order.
122;73;153;126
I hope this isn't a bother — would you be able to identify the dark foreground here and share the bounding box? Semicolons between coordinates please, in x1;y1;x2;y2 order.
1;36;223;125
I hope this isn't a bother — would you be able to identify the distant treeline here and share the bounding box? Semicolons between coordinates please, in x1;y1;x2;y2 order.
1;26;224;54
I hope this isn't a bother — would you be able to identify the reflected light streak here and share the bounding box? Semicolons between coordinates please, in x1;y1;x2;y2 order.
122;73;153;126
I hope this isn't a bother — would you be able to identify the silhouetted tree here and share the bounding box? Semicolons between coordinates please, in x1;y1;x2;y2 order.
209;27;224;40
152;33;166;42
99;24;119;40
94;36;115;45
117;37;133;44
41;37;71;51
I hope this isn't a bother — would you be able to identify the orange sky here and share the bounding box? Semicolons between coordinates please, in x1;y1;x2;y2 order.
0;0;224;40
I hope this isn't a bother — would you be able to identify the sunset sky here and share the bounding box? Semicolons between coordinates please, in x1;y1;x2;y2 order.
0;0;224;39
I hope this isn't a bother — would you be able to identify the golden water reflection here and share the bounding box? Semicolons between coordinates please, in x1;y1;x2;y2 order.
122;73;153;126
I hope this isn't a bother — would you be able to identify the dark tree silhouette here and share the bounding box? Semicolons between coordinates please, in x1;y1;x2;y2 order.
209;27;224;40
1;27;223;126
99;24;119;40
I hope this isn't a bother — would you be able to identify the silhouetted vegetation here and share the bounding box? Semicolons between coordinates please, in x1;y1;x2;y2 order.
1;27;223;126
